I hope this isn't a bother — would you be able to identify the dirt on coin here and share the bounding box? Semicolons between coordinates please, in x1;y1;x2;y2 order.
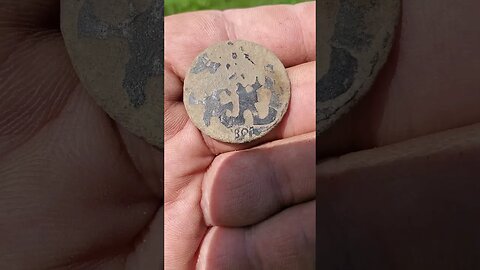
61;0;164;149
317;0;401;135
183;40;291;144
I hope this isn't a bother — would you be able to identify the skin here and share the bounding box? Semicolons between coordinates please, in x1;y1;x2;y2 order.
0;1;317;269
1;0;480;270
316;0;480;268
1;1;163;269
164;3;316;270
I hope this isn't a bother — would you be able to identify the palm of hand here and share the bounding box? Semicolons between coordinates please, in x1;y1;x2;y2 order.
1;2;316;270
1;1;163;269
164;4;316;270
3;0;480;270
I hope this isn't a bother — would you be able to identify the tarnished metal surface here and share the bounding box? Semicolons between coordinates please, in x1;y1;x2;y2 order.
61;0;164;148
317;0;401;134
184;40;291;143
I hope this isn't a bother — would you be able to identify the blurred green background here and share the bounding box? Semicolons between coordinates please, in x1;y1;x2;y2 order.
165;0;310;16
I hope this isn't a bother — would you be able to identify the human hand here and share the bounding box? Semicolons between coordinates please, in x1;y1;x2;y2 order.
0;1;164;269
164;2;316;269
317;0;480;268
317;0;480;157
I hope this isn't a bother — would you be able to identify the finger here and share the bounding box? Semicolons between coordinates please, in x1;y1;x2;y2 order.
273;61;317;143
202;132;315;227
318;123;480;180
164;175;206;270
164;66;190;141
316;123;480;269
317;0;480;159
197;201;315;270
164;2;315;81
166;61;316;156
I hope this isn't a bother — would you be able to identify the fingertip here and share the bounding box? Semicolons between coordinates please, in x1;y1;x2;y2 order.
196;227;218;270
196;227;253;270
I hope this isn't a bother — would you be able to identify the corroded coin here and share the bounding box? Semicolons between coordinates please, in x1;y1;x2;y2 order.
317;0;401;134
184;40;291;144
61;0;164;149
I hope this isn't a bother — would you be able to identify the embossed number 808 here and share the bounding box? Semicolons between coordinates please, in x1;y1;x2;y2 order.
234;127;254;139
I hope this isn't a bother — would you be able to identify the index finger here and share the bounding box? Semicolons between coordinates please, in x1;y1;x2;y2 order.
164;2;316;80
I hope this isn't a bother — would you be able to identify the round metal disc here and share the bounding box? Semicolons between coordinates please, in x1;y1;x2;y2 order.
317;0;401;134
61;0;164;149
184;40;291;144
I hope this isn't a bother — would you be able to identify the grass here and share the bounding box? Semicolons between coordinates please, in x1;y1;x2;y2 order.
165;0;310;16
